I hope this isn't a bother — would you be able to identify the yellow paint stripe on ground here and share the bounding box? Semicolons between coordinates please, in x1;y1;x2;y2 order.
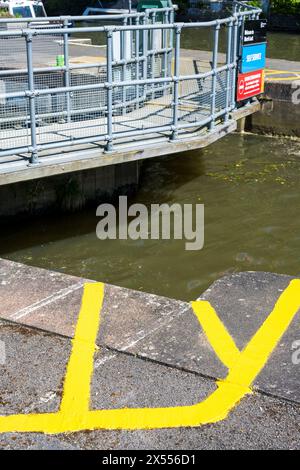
265;69;300;81
191;300;241;370
0;280;299;433
265;70;300;75
226;279;300;389
266;77;300;81
59;283;105;423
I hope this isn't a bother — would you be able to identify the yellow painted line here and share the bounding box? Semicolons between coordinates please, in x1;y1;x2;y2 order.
265;69;300;81
59;282;105;426
265;73;300;77
266;77;300;81
191;300;240;369
225;279;300;389
0;279;299;433
265;70;300;75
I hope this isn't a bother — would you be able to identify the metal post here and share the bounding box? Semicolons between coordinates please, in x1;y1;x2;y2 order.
171;26;181;141
150;11;155;99
142;13;148;101
63;18;71;123
25;32;39;165
225;20;233;122
231;17;239;110
168;8;174;77
121;17;127;116
135;16;140;109
162;10;168;96
210;22;220;130
105;31;113;153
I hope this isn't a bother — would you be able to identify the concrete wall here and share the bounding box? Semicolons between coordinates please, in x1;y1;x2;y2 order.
0;161;140;219
250;81;300;138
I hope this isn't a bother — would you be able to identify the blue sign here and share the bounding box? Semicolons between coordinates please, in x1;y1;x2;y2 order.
241;43;266;73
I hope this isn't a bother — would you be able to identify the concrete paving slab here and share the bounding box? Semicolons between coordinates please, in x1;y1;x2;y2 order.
90;348;216;411
0;260;191;352
0;259;84;320
124;272;300;404
200;272;300;404
0;259;226;380
0;259;299;406
0;259;299;449
199;271;293;349
0;320;70;416
123;311;228;380
12;283;86;339
0;319;299;450
97;283;189;352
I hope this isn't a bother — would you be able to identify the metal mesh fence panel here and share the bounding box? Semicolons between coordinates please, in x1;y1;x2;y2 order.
0;4;262;161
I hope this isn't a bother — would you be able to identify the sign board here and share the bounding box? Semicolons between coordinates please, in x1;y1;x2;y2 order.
242;19;267;45
237;70;264;102
241;43;266;73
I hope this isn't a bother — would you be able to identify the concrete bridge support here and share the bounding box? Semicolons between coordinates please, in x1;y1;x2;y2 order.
0;161;140;219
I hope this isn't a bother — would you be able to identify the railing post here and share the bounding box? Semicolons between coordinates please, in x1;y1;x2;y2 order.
168;8;174;77
231;17;239;110
25;32;39;165
121;17;127;116
225;20;233;122
63;18;71;123
150;11;155;99
209;21;220;130
162;10;168;96
142;13;149;100
135;16;140;110
64;19;71;122
105;30;113;153
171;25;181;141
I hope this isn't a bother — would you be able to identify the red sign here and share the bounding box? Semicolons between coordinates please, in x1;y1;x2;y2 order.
237;70;264;101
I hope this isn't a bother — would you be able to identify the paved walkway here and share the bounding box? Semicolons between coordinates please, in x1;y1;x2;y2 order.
265;58;300;82
0;259;299;449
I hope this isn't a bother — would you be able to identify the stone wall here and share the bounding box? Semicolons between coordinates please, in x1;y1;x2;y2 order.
0;161;140;219
250;81;300;138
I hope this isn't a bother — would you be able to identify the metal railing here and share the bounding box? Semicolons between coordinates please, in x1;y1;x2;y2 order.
0;3;261;165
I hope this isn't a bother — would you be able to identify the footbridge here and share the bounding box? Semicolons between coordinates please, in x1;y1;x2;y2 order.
0;2;262;185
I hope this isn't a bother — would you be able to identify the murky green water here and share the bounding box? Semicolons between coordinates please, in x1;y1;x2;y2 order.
262;31;300;62
1;135;300;301
74;28;300;62
181;29;300;62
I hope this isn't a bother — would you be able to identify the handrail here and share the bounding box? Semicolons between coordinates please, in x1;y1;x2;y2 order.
0;13;262;37
0;3;262;165
0;7;175;23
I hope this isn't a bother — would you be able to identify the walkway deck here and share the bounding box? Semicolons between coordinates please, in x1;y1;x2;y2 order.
0;40;261;185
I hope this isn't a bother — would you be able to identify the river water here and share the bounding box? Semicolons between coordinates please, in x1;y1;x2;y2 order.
73;28;300;62
182;29;300;61
2;135;300;301
1;27;299;301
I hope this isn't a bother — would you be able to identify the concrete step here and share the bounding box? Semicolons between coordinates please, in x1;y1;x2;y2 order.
0;258;299;448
